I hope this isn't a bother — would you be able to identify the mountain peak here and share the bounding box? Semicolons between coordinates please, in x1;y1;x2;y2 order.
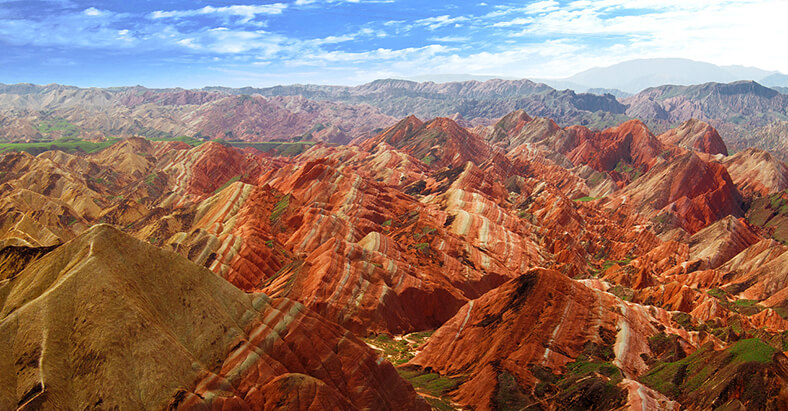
658;118;728;155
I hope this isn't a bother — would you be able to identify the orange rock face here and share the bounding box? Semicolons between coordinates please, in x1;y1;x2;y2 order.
606;152;743;234
721;147;788;197
409;268;683;410
567;119;666;174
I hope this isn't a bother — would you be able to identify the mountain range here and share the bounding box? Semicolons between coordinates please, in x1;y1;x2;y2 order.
2;100;788;408
2;72;788;162
403;58;788;95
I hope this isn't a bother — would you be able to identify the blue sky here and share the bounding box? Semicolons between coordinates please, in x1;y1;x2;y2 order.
1;0;786;88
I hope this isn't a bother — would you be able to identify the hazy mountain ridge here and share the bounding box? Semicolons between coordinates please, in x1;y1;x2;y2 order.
1;75;788;159
560;58;784;93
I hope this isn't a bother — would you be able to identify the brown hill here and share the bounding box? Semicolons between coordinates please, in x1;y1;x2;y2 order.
0;225;426;410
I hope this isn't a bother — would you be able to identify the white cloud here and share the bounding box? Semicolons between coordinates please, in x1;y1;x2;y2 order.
430;36;470;43
492;17;533;27
416;15;469;30
150;4;287;23
295;0;394;4
83;7;106;17
481;0;788;76
523;0;560;14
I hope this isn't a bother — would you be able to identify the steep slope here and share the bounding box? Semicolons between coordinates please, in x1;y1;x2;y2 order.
722;147;788;196
607;152;743;233
624;81;788;152
641;339;788;410
567;119;666;174
625;81;787;124
0;225;426;410
409;268;681;410
688;216;761;269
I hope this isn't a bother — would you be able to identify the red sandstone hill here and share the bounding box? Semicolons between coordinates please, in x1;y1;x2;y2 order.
567;119;666;174
606;151;744;234
362;115;492;168
409;268;680;410
721;147;788;197
658;118;729;156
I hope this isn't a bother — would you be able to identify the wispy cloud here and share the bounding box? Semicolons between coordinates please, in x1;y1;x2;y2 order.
150;4;287;23
416;15;469;30
429;36;470;43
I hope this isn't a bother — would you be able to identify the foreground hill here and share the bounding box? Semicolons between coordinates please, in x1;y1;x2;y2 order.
0;224;427;410
0;111;786;408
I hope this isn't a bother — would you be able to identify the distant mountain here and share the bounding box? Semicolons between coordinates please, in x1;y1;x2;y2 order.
586;88;631;98
559;58;780;93
623;80;788;156
2;75;787;156
762;73;788;87
624;80;787;123
207;78;627;128
404;73;518;83
0;83;394;143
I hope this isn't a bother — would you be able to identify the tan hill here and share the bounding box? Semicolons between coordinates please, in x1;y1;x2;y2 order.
0;224;427;410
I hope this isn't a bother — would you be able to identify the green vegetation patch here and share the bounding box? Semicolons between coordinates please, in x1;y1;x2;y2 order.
361;330;434;366
397;367;465;411
213;175;242;195
574;196;601;202
228;141;318;157
149;135;203;146
704;286;765;316
35;118;79;138
746;195;788;244
0;137;121;155
641;339;778;407
269;194;291;223
143;173;159;186
607;285;634;301
614;160;634;173
413;242;429;251
727;338;778;364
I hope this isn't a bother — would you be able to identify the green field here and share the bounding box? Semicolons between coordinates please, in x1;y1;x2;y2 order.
0;136;319;157
0;137;121;155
